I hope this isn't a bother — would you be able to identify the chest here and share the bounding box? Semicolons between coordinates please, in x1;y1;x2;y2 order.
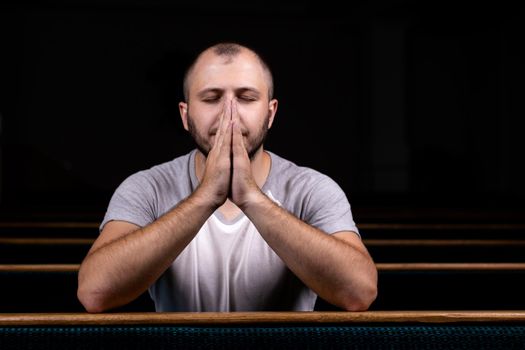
173;215;288;290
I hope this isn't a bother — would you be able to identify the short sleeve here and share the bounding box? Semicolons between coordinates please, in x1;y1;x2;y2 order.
302;176;360;237
100;172;157;231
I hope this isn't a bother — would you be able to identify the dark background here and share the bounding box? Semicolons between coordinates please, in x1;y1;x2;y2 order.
1;1;524;221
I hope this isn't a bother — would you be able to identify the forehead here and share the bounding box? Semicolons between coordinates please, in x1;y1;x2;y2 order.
189;50;268;94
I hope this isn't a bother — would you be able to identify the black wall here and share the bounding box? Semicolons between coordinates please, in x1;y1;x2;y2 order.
1;1;524;218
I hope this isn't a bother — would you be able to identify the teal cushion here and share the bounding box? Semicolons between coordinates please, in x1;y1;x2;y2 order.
1;325;525;349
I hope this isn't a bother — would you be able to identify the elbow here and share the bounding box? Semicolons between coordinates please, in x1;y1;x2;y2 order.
77;262;114;313
340;279;378;312
81;301;106;314
77;286;109;313
77;270;114;313
344;286;377;311
77;272;134;313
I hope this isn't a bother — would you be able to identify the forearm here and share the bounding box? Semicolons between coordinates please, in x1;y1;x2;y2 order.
78;189;216;312
242;191;377;311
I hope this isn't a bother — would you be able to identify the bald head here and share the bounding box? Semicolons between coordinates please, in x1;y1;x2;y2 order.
183;43;274;102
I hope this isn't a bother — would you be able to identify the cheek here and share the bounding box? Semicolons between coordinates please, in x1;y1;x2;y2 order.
189;111;219;131
238;103;268;122
236;102;262;115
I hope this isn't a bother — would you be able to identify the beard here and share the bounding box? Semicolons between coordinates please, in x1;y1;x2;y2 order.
187;111;269;160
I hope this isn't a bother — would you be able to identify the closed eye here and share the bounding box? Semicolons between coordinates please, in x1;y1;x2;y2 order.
239;95;258;102
202;96;221;103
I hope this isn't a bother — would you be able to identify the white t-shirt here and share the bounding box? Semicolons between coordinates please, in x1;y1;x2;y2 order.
101;149;359;311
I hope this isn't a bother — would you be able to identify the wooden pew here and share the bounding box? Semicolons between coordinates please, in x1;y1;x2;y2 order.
1;311;525;349
371;263;525;310
3;236;525;264
0;222;97;263
2;264;525;312
0;265;154;312
1;220;524;312
0;222;99;238
2;236;525;263
2;222;525;263
0;238;92;264
362;223;525;263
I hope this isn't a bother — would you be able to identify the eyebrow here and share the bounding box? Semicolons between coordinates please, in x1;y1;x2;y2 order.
196;87;261;98
237;87;261;96
197;88;222;97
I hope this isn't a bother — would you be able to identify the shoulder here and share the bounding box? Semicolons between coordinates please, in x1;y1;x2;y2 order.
125;150;193;184
116;150;195;197
105;150;195;225
267;151;336;190
265;152;356;233
265;151;346;211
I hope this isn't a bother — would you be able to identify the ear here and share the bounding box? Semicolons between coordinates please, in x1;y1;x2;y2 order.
267;99;278;129
179;101;189;131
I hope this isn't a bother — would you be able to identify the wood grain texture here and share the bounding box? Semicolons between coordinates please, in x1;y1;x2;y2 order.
1;311;525;326
3;263;525;272
375;263;525;271
1;222;525;230
3;238;525;246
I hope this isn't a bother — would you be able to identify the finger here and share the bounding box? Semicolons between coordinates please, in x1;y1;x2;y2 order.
216;100;232;149
221;119;233;157
231;102;246;153
213;109;224;148
232;99;241;124
231;101;242;148
232;119;248;162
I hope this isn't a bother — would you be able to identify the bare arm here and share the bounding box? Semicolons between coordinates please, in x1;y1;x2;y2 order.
78;102;235;313
229;105;377;311
241;192;378;311
77;189;216;313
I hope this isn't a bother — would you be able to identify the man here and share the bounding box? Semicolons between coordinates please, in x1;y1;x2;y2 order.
77;42;377;312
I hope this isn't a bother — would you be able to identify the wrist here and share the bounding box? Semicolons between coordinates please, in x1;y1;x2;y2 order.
192;185;226;211
238;189;269;213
